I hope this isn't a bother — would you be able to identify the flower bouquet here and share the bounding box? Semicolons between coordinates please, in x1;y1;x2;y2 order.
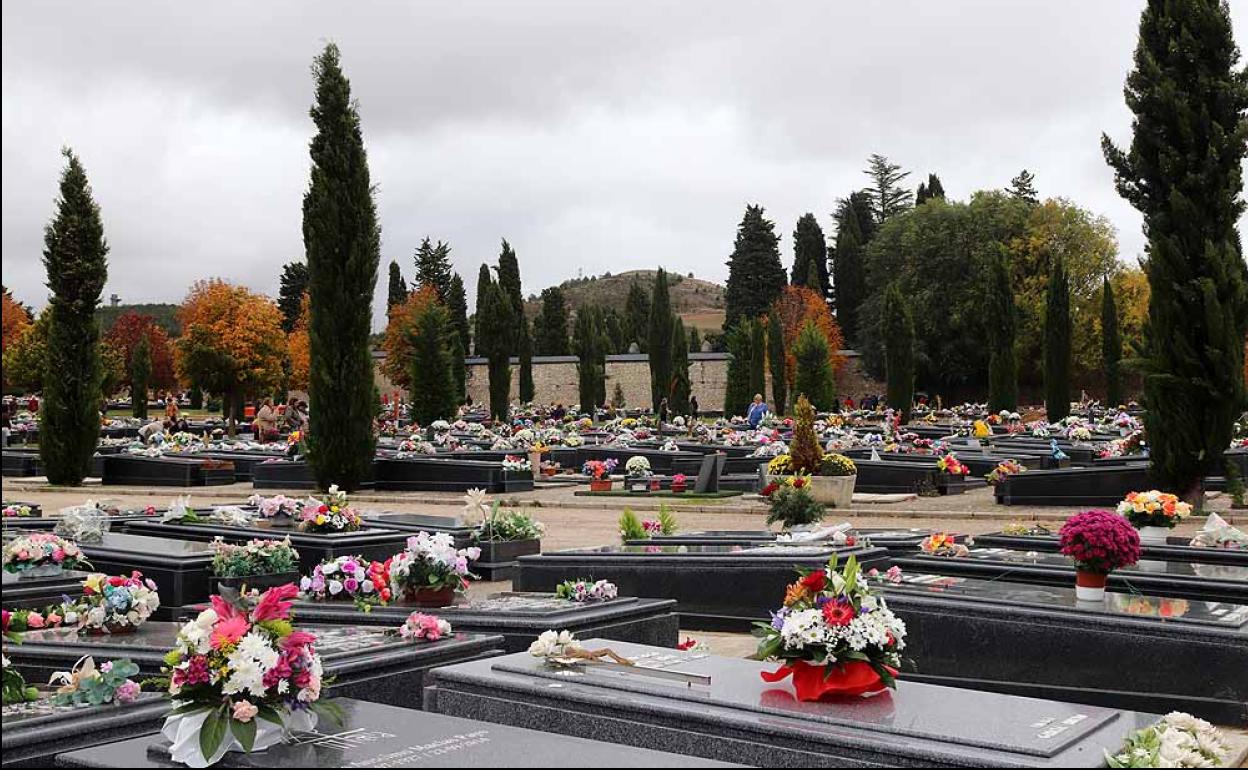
397;612;452;642
1105;711;1229;768
582;458;618;492
1188;513;1248;551
555;579;619;603
918;533;968;558
2;503;34;518
160;585;335;768
49;657;142;706
767;454;793;476
764;476;826;531
3;532;91;577
1115;490;1192;544
75;572;161;635
211;538;301;593
754;555;906;701
388;532;480;607
625;456;652;478
936;453;970;476
986;459;1026;486
300;556;390;610
246;494;301;529
298;486;363;534
1059;510;1141;601
501;455;532;473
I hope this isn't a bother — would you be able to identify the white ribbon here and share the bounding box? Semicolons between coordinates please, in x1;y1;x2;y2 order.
162;707;316;768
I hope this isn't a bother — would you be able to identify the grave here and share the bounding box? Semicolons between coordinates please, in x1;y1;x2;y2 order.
1;568;90;611
10;622;505;709
77;531;217;618
374;457;534;493
993;465;1153;506
51;697;729;768
286;592;679;653
2;692;169;768
626;527;944;552
360;512;477;549
100;455;235;487
975;530;1248;567
250;459;321;490
424;639;1166;767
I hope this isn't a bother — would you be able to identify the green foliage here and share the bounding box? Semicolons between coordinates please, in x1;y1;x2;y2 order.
477;281;513;421
765;483;825;530
131;334;151;418
864;154;912;223
724;204;786;329
477;504;544;542
1101;275;1122;406
408;300;457;425
748;318;767;402
3;664;39;705
766;307;787;414
574;305;607;413
618;508;645;542
302;43;380;492
883;283;914;420
831;193;871;346
278;261;309;333
669;316;690;415
50;658;141;707
3;309;49;392
386;260;408;313
533;286;570;355
789;394;822;475
987;247;1018;412
792;321;835;412
1009;169;1039;205
624;280;650;352
95;303;178;338
414;238;454;301
41;148;108;486
656;503;678;535
790;213;829;299
915;172;946;206
648;268;673;410
472;263;492;355
518;318;535;403
724;319;761;418
210;540;299;578
1044;256;1071;422
496;239;524;344
446;273;470;364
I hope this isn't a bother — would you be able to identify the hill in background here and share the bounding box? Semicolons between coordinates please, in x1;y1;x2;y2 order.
96;303;180;337
525;269;726;333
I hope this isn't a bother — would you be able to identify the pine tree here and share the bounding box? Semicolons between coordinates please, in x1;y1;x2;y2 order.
302;43;380;492
832;197;868;346
624;280;650;352
573;305;606;414
648;268;673;411
477;281;513;421
987;248;1018;412
40;148;108;486
669;316;691;415
749;319;767;404
445;273;470;362
723;321;757;418
473;264;492;354
1101;276;1122;407
688;325;702;353
278;261;309;333
1043;256;1072;423
882;284;914;420
793;321;835;412
864;154;912;223
533;286;570;355
408;300;456;425
131;334;151;419
387;261;408;314
767;306;788;414
518;317;535;403
1009;170;1039;205
724;205;786;329
1103;0;1248;501
413;238;454;301
790;213;829;299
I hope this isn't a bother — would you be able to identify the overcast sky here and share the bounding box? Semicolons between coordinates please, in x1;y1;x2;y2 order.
3;1;1245;327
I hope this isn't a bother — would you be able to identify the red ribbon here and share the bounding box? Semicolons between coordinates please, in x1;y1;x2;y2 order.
761;660;894;701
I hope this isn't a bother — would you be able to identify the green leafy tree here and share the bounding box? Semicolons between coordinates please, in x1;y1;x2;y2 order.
624;280;650;352
40;148;108;486
533;286;570;355
1009;170;1039;205
669;316;691;415
987;248;1018;412
130;334;151;418
767;306;788;415
477;281;513;421
790;213;829;299
864;154;912;223
414;238;454;301
1044;256;1072;422
1101;275;1122;407
1103;0;1248;501
387;260;408;314
2;310;49;393
881;283;914;419
302;43;380;491
408;300;456;425
793;321;836;412
278;261;309;334
724;205;786;329
573;305;606;414
648;268;674;411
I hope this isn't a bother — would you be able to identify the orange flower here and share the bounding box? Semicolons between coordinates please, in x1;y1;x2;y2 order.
784;583;810;607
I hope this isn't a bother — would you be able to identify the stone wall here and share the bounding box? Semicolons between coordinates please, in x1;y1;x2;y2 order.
375;350;883;415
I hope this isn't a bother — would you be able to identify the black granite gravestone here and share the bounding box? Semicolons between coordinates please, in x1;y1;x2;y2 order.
78;532;217;618
3;693;169;768
974;530;1248;567
2;568;89;611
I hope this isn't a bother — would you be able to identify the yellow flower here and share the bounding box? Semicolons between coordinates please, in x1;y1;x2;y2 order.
315;514;327;525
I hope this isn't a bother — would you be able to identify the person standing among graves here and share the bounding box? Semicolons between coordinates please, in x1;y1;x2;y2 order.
689;395;699;426
254;398;279;442
747;393;769;429
658;397;669;428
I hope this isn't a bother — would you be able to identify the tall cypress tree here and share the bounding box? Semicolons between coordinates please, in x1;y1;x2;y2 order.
723;321;756;418
518;317;535;403
602;307;627;354
832;197;868;345
445;272;470;378
1101;276;1123;407
408;301;456;425
1103;0;1248;500
131;334;151;419
386;261;408;314
302;43;380;492
925;173;946;201
473;263;492;354
724;205;786;329
278;261;309;333
882;283;914;421
1043;256;1072;423
413;238;454;301
533;286;570;355
41;148;108;486
767;306;788;415
793;322;835;412
669;316;691;416
748;319;767;404
624;280;650;352
573;305;605;415
987;248;1018;412
648;268;673;410
478;281;513;421
496;240;523;323
688;325;702;353
790;213;829;299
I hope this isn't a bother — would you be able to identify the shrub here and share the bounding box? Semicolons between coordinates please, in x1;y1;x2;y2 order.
765;479;825;530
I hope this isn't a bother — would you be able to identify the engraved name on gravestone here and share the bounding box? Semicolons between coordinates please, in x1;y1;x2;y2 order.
455;592;635;617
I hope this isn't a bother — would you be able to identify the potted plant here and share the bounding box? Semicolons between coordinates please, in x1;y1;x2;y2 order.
2;533;91;578
618;505;677;543
1115;490;1193;545
297;485;364;534
582;458;617;492
754;554;906;700
763;476;826;531
210;537;301;594
300;555;390;610
670;473;688;494
73;572;161;635
388;532;480;607
474;503;545;564
246;494;301;529
1058;509;1141;601
785;396;857;507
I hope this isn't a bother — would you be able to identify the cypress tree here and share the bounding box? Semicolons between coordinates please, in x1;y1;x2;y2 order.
496;239;523;322
446;273;470;362
573;305;605;414
926;173;946;200
40;148;108;486
131;334;151;419
477;281;513;421
669;316;691;416
882;284;914;421
408;301;456;425
987;248;1018;412
1101;276;1122;407
724;205;786;328
414;238;454;301
793;321;836;412
449;335;466;403
302;43;380;492
518;317;535;403
473;263;492;354
688;325;702;353
832;198;868;346
533;286;570;355
648;268;673;410
386;261;408;314
723;322;756;418
790;213;829;299
1103;0;1248;501
767;306;787;415
278;261;309;333
602;307;627;354
748;319;767;404
624;280;650;352
1043;256;1072;423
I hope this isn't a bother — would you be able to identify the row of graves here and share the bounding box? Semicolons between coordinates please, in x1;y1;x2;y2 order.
3;477;1246;768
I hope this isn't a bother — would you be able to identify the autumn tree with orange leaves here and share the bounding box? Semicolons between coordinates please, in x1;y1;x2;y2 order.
770;285;845;391
104;311;176;392
380;286;440;390
286;294;311;392
2;290;31;354
174;279;287;433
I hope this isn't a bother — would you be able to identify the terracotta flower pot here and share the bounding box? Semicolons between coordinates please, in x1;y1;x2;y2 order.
589;479;613;492
403;585;456;607
1075;569;1108;601
670;482;686;494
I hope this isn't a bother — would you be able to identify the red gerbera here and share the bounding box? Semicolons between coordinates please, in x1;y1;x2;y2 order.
822;600;856;627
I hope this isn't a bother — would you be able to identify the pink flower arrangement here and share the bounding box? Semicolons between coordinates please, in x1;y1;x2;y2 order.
1059;510;1141;575
398;612;452;642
